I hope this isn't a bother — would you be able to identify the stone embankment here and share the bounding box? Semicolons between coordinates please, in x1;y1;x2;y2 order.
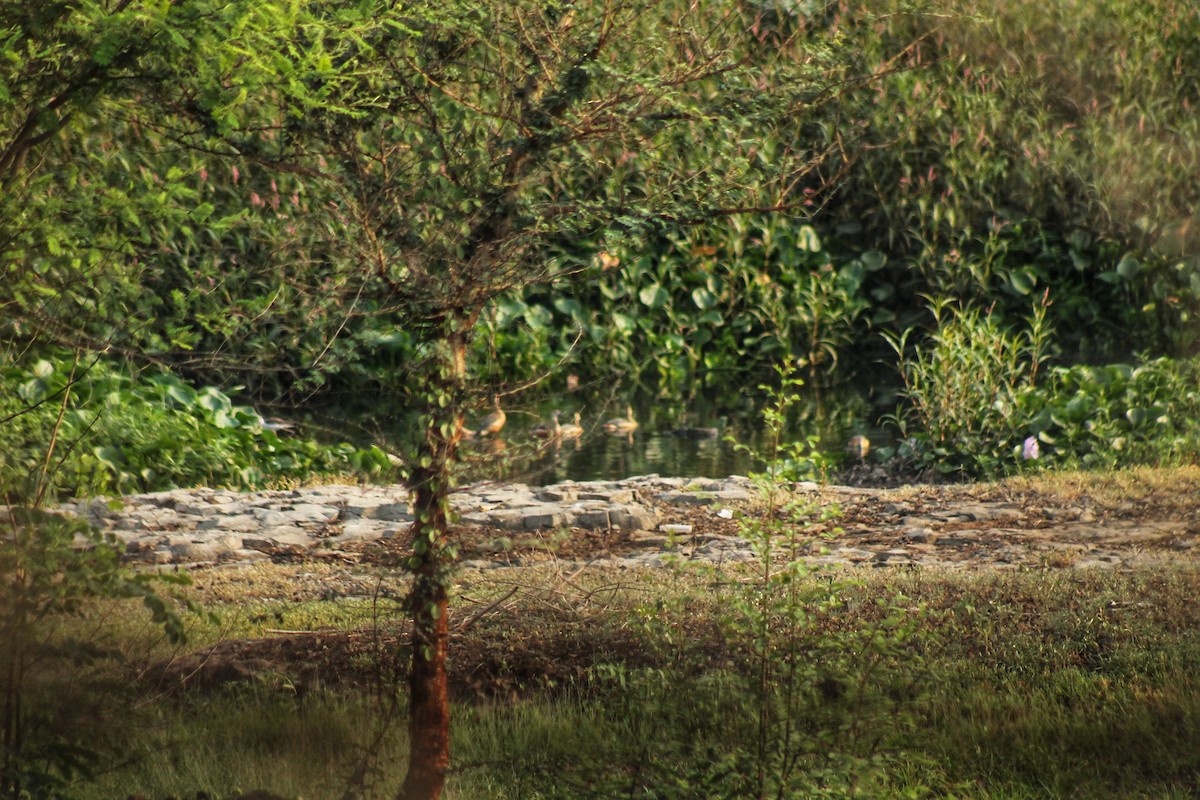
48;474;1200;572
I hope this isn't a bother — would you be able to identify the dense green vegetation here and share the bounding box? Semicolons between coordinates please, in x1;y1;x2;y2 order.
3;0;1198;492
3;1;1200;798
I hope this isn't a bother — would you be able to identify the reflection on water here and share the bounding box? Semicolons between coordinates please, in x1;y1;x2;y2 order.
457;382;896;486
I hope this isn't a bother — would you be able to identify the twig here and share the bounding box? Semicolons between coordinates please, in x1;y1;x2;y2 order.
454;586;519;632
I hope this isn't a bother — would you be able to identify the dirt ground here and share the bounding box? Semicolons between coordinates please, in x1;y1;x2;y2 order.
149;468;1200;700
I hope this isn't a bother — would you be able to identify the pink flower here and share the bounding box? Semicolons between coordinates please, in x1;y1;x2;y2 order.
1022;436;1039;461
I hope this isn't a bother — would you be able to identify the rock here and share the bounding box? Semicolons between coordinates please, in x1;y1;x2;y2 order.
243;529;315;551
198;514;261;532
522;508;565;530
42;473;1200;572
901;527;932;543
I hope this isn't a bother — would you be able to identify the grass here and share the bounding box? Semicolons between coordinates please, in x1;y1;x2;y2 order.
12;468;1200;799
44;557;1200;800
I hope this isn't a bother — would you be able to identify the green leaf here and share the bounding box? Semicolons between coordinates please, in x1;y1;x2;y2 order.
639;284;669;309
522;304;553;328
691;286;717;310
94;446;123;469
552;297;583;318
1116;253;1141;279
860;250;887;270
1007;269;1036;295
796;225;821;252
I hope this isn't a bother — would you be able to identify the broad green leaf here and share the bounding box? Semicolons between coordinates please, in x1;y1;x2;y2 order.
552;297;583;318
691;286;717;310
639;284;669;309
1007;269;1036;295
860;250;886;270
94;446;123;468
1116;254;1141;279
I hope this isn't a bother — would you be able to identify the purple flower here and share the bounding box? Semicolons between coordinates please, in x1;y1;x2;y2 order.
1022;436;1039;461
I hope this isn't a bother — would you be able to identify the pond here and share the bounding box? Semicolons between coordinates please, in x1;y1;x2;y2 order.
454;377;899;486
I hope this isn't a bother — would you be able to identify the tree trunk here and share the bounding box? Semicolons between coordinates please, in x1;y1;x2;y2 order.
398;555;450;800
396;329;468;800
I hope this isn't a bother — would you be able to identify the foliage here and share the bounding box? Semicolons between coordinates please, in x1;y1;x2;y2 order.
809;0;1200;360
0;352;391;501
559;364;925;798
482;217;880;388
883;294;1052;478
712;364;922;797
1;491;196;798
1020;357;1200;470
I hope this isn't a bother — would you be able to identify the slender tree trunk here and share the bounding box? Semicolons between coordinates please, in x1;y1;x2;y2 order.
397;328;468;800
398;551;450;800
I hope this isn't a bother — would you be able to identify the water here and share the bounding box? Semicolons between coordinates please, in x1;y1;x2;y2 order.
457;380;897;485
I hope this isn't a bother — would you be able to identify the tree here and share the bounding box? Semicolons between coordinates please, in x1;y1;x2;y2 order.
0;1;322;361
171;3;849;797
3;1;857;796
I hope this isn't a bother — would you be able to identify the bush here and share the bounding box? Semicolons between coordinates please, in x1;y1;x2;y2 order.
1022;357;1200;469
884;295;1052;478
0;508;194;799
0;352;392;500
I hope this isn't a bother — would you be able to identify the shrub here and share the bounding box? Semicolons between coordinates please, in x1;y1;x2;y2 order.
0;352;392;500
1022;357;1200;469
883;294;1052;478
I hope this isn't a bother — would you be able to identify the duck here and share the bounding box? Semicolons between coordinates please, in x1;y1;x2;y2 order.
847;434;870;461
603;404;638;434
531;409;562;439
475;395;506;437
557;411;584;440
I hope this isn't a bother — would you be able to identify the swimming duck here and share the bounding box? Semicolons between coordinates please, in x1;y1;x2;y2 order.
603;404;638;434
557;411;584;440
476;395;506;437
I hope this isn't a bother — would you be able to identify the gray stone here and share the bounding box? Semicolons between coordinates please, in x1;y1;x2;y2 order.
332;519;401;544
935;534;978;548
282;503;341;524
175;501;247;516
243;529;315;551
476;508;527;529
169;541;223;562
656;491;716;506
250;508;299;527
522;508;564;530
606;506;659;531
579;490;634;504
535;488;576;502
901;527;933;544
198;514;261;532
370;503;414;522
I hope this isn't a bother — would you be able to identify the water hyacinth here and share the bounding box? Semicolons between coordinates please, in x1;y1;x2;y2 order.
1022;436;1040;461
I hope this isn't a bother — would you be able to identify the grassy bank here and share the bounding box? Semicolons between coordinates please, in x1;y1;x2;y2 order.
51;553;1200;799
